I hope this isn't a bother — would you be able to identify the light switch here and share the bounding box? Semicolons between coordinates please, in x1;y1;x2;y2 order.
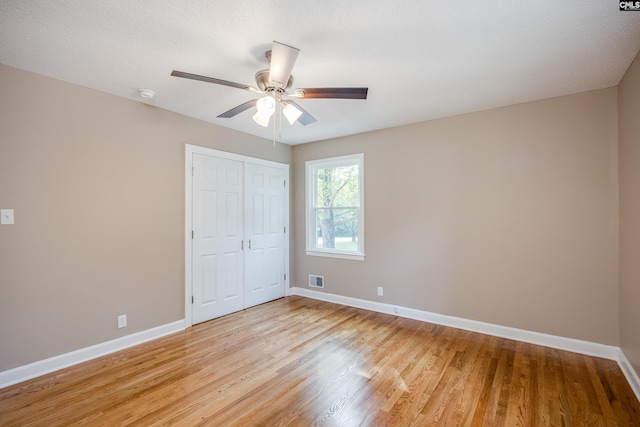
1;209;15;225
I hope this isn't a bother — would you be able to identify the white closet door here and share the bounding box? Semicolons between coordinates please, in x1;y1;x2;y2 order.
244;163;286;307
192;153;244;324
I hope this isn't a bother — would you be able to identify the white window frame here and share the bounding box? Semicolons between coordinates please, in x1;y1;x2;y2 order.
306;153;365;261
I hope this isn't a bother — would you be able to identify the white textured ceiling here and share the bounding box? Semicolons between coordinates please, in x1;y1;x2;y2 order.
1;1;639;145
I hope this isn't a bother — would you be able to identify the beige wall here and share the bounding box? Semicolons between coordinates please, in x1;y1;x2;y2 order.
0;64;290;371
619;50;640;374
292;88;620;345
0;59;628;374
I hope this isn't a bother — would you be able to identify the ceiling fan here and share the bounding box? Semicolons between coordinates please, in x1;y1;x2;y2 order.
171;41;368;128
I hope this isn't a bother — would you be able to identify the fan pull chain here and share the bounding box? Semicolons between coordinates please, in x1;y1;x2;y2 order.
278;104;283;142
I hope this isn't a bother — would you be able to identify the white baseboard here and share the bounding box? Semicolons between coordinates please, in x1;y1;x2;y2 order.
290;286;640;401
0;320;185;389
3;292;639;404
618;349;640;402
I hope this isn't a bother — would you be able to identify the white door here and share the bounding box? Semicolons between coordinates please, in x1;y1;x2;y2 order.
244;163;286;307
192;153;244;324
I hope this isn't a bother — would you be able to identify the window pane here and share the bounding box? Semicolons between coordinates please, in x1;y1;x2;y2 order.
316;165;359;208
315;208;358;250
306;153;364;259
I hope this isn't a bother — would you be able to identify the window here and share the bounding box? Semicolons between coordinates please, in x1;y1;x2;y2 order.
306;154;364;260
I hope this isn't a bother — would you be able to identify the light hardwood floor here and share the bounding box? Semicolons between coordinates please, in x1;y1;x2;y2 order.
1;296;639;426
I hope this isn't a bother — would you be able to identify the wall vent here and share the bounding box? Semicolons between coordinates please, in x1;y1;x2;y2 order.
309;275;324;288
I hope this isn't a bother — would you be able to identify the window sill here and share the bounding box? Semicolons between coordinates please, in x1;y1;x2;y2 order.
305;250;365;261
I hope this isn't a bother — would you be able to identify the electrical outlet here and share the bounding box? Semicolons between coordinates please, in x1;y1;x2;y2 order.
117;314;127;328
377;287;383;297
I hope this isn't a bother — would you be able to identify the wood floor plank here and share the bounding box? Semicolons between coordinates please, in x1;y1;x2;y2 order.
1;296;639;426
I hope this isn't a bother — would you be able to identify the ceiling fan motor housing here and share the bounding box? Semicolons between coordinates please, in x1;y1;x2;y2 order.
255;69;293;92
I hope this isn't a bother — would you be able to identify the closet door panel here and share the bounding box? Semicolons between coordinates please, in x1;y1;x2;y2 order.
245;163;286;308
192;153;244;324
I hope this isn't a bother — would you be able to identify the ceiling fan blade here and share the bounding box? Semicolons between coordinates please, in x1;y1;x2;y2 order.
292;87;368;99
269;41;300;89
171;70;258;92
217;99;258;118
288;101;317;126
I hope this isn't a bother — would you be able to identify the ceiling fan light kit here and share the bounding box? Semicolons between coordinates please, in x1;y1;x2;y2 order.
252;95;276;127
171;41;368;137
282;101;303;125
256;96;275;114
252;110;272;127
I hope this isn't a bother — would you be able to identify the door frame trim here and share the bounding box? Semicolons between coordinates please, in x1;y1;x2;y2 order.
185;144;290;328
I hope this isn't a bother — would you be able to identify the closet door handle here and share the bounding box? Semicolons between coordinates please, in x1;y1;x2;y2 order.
248;239;251;249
